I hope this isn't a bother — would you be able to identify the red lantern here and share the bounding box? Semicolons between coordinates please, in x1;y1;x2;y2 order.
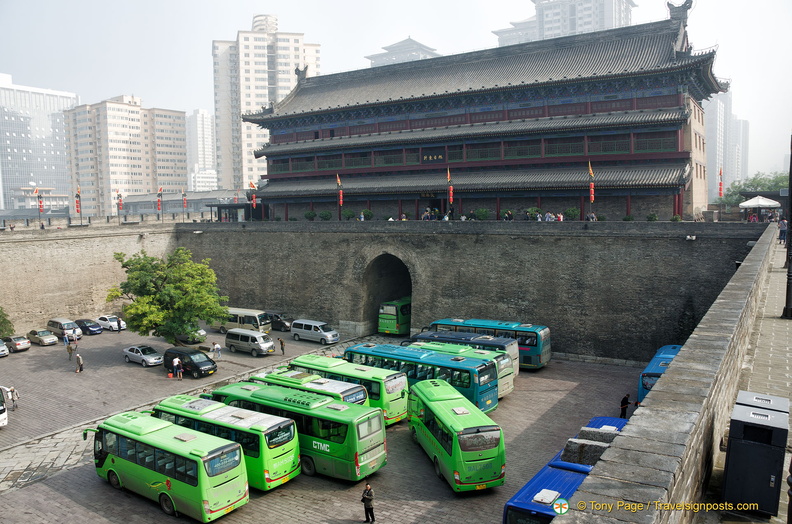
339;189;344;207
183;196;187;209
157;198;161;211
449;185;454;204
251;194;256;209
75;200;80;213
589;182;594;203
38;198;43;212
118;194;123;210
718;181;723;198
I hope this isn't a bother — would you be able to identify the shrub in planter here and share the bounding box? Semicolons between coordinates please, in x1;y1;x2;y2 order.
597;214;607;221
341;209;356;220
361;209;374;221
563;207;580;221
304;210;317;221
646;213;658;222
318;210;333;221
473;208;490;221
671;214;682;222
623;215;634;221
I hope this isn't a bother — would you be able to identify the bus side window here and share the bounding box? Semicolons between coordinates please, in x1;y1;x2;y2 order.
173;414;192;428
415;364;429;381
367;381;381;401
117;435;135;462
436;366;452;382
157;411;176;424
138;443;155;469
400;363;416;378
156;449;175;475
184;460;198;486
239;432;260;458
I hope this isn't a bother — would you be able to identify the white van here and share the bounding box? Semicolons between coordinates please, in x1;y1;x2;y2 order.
46;318;83;340
290;319;340;345
224;328;275;357
211;308;272;333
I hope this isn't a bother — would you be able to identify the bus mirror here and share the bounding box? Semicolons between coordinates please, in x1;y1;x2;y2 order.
82;432;86;441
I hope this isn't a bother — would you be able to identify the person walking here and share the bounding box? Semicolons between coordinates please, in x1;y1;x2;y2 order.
213;341;222;361
173;356;183;380
277;338;285;355
67;343;74;361
62;333;69;348
116;317;122;333
778;218;788;244
72;330;78;349
361;482;375;522
619;393;630;418
75;353;84;373
8;387;19;411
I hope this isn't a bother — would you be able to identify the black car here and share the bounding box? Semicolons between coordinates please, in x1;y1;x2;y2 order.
75;319;104;335
264;310;294;332
163;347;217;379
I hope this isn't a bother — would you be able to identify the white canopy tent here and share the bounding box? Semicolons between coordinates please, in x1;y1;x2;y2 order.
738;196;781;209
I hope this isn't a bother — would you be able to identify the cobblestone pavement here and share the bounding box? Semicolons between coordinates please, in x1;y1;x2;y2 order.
0;325;641;523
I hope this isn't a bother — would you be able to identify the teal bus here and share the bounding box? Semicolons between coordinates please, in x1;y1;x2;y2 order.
408;330;520;366
409;379;506;492
287;354;409;426
249;369;369;406
344;343;499;414
407;340;515;398
427;318;551;369
150;395;300;491
83;411;249;522
378;296;411;335
637;345;682;403
209;382;387;481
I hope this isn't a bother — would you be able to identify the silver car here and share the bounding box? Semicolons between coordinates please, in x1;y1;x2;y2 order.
122;345;163;367
27;329;58;346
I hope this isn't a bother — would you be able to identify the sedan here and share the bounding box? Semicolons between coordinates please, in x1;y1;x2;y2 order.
122;345;164;367
96;315;126;331
75;319;104;335
2;335;31;353
0;344;8;357
175;328;207;345
27;329;58;346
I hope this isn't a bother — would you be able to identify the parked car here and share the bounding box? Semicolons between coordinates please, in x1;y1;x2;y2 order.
2;335;31;353
75;319;104;335
96;315;126;331
46;318;82;340
0;344;8;357
264;310;294;332
122;345;164;367
163;347;217;379
291;319;340;345
175;328;207;345
27;329;58;346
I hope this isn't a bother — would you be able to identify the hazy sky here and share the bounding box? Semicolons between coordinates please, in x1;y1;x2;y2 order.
1;0;789;175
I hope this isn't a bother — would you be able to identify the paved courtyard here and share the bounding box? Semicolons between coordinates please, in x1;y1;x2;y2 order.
0;326;641;523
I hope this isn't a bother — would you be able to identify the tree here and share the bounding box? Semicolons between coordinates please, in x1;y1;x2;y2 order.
0;306;13;337
106;248;228;345
718;171;788;207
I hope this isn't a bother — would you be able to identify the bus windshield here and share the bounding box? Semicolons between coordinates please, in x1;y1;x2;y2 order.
458;427;501;452
255;314;268;327
642;374;660;391
494;354;511;372
203;445;242;477
384;374;408;395
265;422;295;449
478;364;498;386
356;414;383;440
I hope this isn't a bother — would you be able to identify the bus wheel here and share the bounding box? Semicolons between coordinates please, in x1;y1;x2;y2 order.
302;456;316;476
433;458;442;479
219;326;227;334
410;428;418;443
159;494;176;516
108;470;122;490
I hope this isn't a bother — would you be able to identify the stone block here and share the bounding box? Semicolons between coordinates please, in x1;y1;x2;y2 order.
578;426;620;444
560;438;611;466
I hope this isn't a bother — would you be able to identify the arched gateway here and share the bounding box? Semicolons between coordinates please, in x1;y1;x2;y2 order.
361;254;412;335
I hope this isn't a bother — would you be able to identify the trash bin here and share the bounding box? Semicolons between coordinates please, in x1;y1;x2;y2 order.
721;405;789;516
735;390;790;414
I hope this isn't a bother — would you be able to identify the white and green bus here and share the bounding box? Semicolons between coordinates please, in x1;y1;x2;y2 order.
249;369;369;406
287;354;408;426
408;379;506;492
407;341;515;398
83;411;249;522
150;395;301;491
210;382;387;481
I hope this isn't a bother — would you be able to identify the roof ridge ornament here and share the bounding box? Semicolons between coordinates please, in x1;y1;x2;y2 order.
667;0;693;25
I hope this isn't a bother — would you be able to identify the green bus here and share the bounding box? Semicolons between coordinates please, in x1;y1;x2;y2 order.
209;382;387;481
408;379;506;492
150;395;300;491
249;369;369;406
407;340;515;398
378;296;411;335
83;411;249;522
287;354;409;426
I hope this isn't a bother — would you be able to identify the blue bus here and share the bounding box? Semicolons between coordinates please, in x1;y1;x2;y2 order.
426;318;551;369
637;345;682;403
502;416;627;523
408;331;519;369
344;343;499;414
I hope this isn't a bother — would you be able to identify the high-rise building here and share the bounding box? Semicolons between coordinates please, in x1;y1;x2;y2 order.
186;109;217;192
212;14;320;191
0;73;78;211
493;0;636;46
64;95;187;217
365;38;441;67
703;91;749;201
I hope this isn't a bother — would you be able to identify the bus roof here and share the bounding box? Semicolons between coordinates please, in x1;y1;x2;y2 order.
408;341;501;360
227;307;266;315
642;353;679;376
504;462;588;518
655;344;682;358
291;354;404;379
431;318;548;331
256;370;362;395
412;331;517;346
410;380;499;433
156;395;292;430
381;296;410;305
348;343;492;369
213;382;381;422
99;411;236;458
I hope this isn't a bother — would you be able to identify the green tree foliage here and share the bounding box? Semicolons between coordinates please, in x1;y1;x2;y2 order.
318;210;333;221
718;171;788;207
0;306;13;338
107;248;228;345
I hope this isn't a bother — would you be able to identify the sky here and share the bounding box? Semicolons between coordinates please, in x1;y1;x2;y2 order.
1;0;790;175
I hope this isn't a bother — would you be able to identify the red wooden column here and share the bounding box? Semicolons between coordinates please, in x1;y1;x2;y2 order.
626;195;632;217
284;203;289;221
579;196;585;220
496;197;501;220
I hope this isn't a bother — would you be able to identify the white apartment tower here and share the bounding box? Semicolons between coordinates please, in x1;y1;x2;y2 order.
64;95;187;217
0;73;78;211
213;14;320;190
186;109;217;191
493;0;636;46
703;91;749;202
